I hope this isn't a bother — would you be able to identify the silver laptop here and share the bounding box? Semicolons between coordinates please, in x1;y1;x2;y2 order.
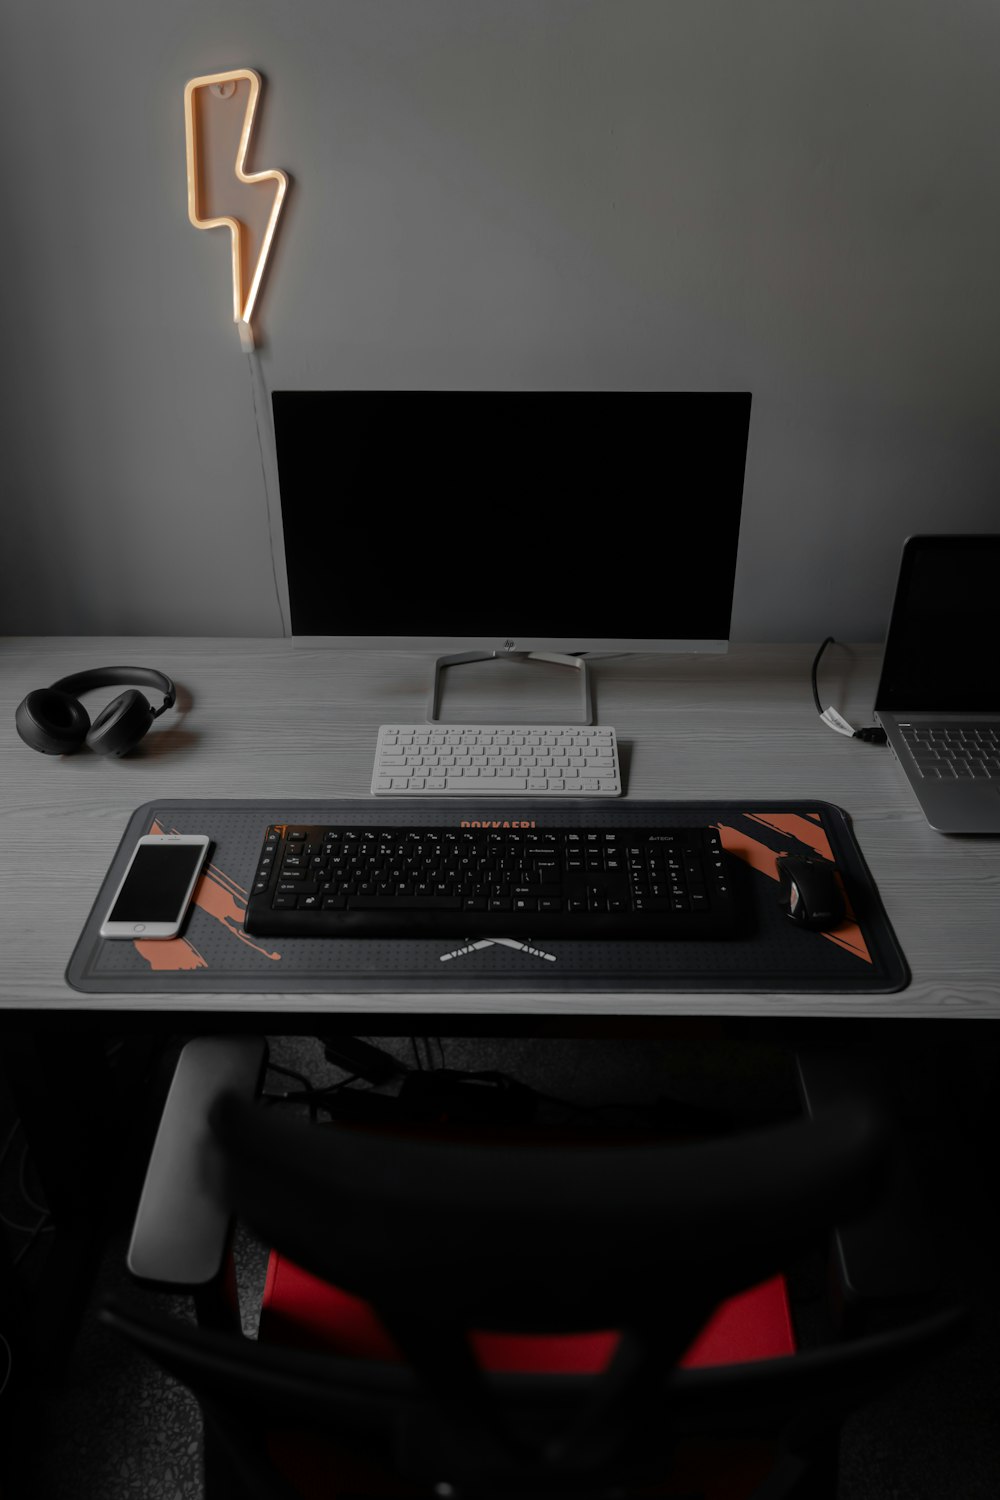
875;534;1000;833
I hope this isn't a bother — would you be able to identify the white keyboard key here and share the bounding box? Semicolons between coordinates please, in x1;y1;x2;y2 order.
372;726;621;796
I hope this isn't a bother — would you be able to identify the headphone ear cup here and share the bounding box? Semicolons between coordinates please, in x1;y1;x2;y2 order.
85;690;155;757
15;689;91;754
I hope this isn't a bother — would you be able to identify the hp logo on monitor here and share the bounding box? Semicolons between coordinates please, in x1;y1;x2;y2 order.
503;640;516;652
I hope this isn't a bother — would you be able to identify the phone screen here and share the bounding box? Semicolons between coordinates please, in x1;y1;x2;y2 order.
109;844;206;923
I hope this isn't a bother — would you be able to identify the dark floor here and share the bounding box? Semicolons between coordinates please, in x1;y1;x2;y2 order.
2;1028;999;1499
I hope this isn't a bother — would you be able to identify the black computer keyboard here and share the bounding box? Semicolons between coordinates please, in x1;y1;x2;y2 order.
243;824;740;940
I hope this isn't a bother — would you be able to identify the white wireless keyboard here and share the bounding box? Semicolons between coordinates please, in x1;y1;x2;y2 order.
372;725;622;797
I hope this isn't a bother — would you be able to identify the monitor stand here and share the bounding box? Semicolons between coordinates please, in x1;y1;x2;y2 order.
428;650;594;725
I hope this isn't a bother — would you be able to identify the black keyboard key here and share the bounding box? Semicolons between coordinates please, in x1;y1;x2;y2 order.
350;896;462;911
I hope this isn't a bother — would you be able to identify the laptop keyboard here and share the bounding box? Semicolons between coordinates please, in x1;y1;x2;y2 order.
900;724;1000;779
371;725;622;797
243;823;738;940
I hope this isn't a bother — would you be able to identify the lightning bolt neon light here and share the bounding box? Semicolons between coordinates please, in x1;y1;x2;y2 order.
183;68;288;350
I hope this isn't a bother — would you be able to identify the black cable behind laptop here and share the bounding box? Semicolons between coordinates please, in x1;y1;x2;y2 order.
811;638;887;744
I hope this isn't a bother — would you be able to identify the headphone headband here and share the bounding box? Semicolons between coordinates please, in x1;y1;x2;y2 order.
50;666;176;719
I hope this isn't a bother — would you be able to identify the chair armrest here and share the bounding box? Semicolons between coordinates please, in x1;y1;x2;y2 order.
127;1036;267;1289
795;1049;942;1316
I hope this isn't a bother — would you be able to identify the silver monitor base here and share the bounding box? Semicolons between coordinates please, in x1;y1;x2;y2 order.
429;651;594;724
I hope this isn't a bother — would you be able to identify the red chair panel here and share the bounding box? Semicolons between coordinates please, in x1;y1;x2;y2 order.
260;1258;794;1499
260;1253;796;1370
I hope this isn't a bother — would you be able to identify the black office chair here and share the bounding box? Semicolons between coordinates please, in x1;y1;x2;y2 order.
101;1039;965;1500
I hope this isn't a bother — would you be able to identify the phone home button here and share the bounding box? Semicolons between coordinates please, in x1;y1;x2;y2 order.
132;924;146;933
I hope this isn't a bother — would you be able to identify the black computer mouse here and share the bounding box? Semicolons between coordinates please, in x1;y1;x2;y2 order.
776;855;846;931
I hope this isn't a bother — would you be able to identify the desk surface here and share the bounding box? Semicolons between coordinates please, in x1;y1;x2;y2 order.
1;637;997;1018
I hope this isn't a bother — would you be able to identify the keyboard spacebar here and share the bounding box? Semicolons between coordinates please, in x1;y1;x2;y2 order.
348;896;463;911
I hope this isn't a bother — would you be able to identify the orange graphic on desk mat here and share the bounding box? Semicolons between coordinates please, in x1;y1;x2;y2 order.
715;821;872;965
134;936;207;971
131;821;281;970
745;812;835;863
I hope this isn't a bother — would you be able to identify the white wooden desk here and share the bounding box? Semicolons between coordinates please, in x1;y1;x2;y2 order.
1;638;997;1017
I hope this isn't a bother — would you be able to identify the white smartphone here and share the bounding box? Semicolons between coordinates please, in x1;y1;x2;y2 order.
100;834;211;940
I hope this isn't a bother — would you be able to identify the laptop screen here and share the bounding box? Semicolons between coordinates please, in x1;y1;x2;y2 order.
875;535;1000;713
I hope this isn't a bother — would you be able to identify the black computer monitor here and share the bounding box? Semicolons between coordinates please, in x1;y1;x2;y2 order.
272;390;750;718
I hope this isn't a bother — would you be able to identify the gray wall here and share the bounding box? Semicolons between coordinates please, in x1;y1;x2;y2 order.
3;0;999;641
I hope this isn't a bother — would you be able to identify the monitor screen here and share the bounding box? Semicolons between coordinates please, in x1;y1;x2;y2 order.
273;391;750;651
875;534;1000;713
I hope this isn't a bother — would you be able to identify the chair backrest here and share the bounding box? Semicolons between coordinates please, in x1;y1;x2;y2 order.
103;1090;964;1498
101;1294;965;1499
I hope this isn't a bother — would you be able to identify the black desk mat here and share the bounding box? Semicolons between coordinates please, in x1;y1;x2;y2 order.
66;800;908;995
60;798;905;996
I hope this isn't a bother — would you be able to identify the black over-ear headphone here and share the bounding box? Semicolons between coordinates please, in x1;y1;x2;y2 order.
15;667;177;757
